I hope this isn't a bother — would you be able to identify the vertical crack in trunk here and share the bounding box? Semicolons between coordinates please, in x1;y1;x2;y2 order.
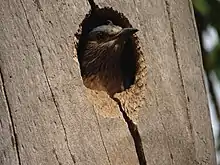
19;1;75;163
154;90;174;164
112;97;147;165
0;68;21;165
164;0;193;136
52;148;63;165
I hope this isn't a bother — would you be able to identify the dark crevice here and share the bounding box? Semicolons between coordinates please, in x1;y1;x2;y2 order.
0;119;3;129
112;97;147;165
0;68;21;165
53;148;62;165
19;0;75;164
164;0;193;136
154;94;174;164
92;108;112;165
88;0;99;11
70;154;76;164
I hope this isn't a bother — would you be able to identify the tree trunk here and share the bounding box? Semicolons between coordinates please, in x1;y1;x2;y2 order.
0;0;216;165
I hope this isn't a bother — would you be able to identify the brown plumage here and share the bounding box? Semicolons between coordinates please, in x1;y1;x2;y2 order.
80;21;138;95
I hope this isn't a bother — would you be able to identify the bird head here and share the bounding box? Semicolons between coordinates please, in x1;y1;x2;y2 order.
86;21;138;54
81;21;138;80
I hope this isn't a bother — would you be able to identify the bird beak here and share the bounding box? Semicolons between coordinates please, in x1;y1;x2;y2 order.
118;28;139;38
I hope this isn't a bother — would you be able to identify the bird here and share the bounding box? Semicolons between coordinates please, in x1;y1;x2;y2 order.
79;21;138;96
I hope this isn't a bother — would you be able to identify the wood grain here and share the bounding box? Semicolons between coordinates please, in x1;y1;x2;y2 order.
0;0;216;164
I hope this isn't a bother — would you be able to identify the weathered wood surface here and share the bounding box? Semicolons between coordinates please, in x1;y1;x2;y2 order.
0;0;216;165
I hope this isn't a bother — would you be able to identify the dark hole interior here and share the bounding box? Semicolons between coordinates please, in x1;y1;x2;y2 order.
75;7;139;95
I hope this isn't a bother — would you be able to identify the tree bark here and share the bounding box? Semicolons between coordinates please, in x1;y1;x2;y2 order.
0;0;216;165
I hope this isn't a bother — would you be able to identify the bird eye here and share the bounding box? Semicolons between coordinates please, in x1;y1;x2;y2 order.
96;32;105;40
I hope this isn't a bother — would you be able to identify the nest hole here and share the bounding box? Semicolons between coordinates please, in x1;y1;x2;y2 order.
75;7;141;95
